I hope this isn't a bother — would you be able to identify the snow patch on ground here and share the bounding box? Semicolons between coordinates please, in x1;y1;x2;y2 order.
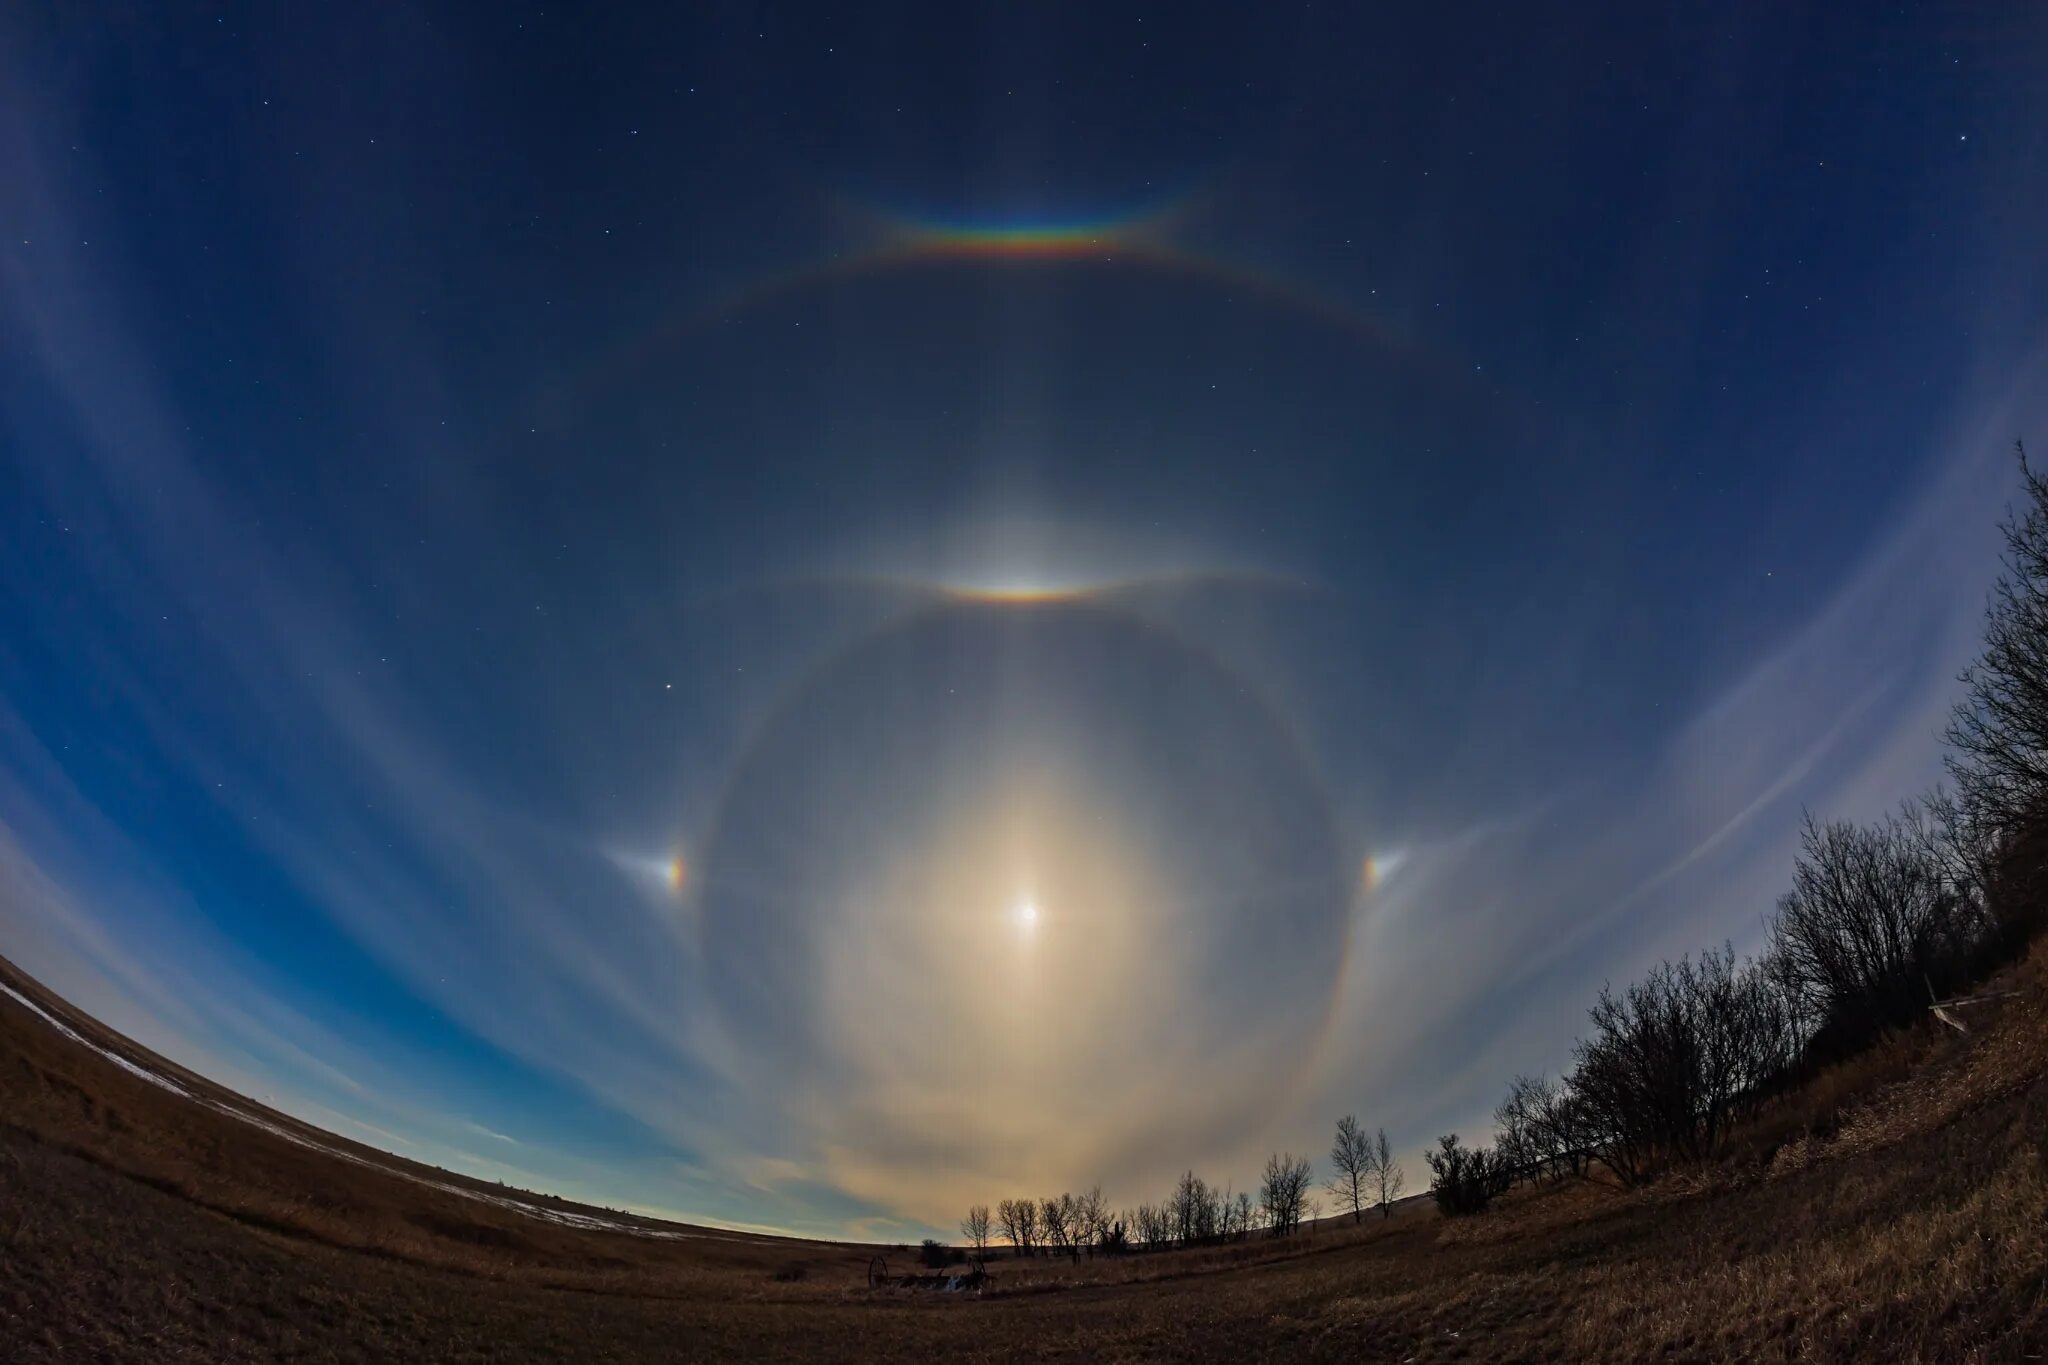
2;982;757;1244
0;981;191;1098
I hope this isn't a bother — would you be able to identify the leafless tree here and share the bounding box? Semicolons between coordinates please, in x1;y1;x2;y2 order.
1131;1201;1170;1249
1921;788;1999;926
1496;1073;1593;1184
1950;444;2048;831
1551;1086;1594;1179
960;1203;991;1254
1492;1081;1542;1185
1233;1189;1255;1239
1369;1126;1406;1217
1572;946;1793;1184
1209;1182;1236;1241
1768;806;1987;1042
997;1196;1038;1256
1426;1133;1512;1215
1507;1074;1591;1180
1169;1169;1212;1246
1259;1152;1313;1236
1039;1194;1074;1259
1197;1183;1223;1241
1328;1113;1372;1222
1073;1185;1107;1257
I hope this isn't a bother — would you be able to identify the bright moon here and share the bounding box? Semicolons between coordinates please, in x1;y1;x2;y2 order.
1013;897;1040;931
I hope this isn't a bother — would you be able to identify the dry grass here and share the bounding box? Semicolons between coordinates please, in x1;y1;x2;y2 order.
1;943;2045;1361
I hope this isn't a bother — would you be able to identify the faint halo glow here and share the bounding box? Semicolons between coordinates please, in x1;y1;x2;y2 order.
945;584;1095;606
1013;896;1041;932
938;572;1106;606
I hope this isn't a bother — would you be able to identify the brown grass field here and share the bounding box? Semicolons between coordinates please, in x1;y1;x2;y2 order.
1;945;2044;1362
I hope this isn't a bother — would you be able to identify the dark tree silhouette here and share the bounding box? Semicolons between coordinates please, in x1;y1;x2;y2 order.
1327;1114;1372;1222
1950;444;2048;832
1259;1152;1313;1236
1039;1194;1074;1259
1369;1126;1406;1217
1169;1170;1213;1246
1571;947;1794;1185
1073;1185;1107;1257
1768;806;1984;1043
960;1203;991;1255
996;1196;1037;1256
1426;1133;1512;1215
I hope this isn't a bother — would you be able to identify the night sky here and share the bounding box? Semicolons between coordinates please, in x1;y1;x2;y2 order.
3;3;2046;1239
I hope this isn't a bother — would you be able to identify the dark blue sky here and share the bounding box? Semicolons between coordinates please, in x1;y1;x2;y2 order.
3;2;2045;1237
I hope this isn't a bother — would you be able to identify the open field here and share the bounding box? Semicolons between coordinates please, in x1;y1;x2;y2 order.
1;947;2045;1362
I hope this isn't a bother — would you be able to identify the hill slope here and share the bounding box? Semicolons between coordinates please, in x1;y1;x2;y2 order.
1;947;2044;1362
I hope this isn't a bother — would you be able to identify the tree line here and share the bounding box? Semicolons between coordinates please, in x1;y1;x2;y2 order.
1429;443;2048;1212
957;444;2045;1239
957;1122;1410;1259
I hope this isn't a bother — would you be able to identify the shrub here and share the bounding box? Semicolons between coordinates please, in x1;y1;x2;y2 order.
1767;806;1986;1049
1426;1134;1512;1215
1570;946;1795;1185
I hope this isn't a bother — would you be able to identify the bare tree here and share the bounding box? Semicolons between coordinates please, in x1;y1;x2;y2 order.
1494;1076;1562;1185
1131;1201;1170;1249
1073;1185;1107;1258
1233;1189;1254;1240
1328;1113;1372;1222
1426;1133;1512;1215
1942;441;2048;953
960;1203;991;1255
1169;1170;1211;1246
1210;1182;1236;1241
1572;946;1793;1184
1950;444;2048;832
1768;807;1985;1042
1369;1126;1405;1218
1259;1152;1313;1236
1196;1180;1223;1242
1493;1075;1539;1182
996;1196;1038;1256
1507;1074;1590;1181
1039;1194;1075;1259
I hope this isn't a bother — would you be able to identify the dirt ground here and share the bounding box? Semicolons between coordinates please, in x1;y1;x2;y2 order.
1;947;2044;1362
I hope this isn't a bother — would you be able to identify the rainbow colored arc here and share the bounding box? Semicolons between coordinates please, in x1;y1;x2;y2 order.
542;198;1471;416
882;209;1163;260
